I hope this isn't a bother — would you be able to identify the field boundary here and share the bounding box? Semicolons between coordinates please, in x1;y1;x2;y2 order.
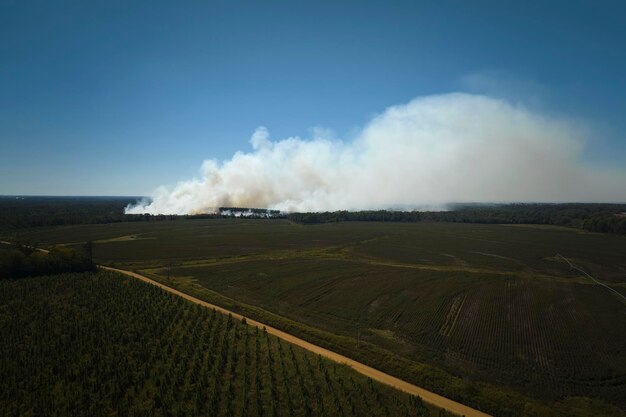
556;254;626;302
99;265;492;417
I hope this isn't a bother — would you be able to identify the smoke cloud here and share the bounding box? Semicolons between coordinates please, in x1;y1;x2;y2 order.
126;93;626;214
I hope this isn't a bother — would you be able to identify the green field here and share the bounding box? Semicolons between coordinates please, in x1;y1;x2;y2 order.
8;219;626;416
0;271;434;417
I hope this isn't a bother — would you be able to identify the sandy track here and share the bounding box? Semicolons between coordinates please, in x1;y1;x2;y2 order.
100;265;492;417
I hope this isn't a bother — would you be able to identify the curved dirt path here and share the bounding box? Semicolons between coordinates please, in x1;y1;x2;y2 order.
101;265;491;417
556;254;626;302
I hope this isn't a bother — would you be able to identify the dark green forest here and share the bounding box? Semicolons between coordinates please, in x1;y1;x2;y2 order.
0;196;140;229
0;197;279;231
0;272;433;417
287;204;626;234
0;243;95;279
1;197;625;234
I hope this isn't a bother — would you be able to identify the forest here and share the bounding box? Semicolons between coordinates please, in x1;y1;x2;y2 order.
287;203;626;234
2;197;624;235
0;242;95;279
0;271;435;417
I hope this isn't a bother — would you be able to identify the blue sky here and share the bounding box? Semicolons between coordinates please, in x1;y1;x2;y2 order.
1;0;625;196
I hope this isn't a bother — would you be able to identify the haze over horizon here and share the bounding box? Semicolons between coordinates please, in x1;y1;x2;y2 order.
2;1;625;211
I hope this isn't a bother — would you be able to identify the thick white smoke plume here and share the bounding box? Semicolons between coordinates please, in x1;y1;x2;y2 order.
126;93;626;214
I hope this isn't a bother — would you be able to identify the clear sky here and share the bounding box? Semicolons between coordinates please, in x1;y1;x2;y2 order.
1;0;625;196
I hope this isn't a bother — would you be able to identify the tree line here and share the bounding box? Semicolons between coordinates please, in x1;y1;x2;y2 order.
287;203;626;234
2;197;625;235
0;196;140;230
0;197;286;231
0;242;95;279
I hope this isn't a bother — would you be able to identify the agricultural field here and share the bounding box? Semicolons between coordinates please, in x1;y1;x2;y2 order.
0;271;434;417
6;219;626;416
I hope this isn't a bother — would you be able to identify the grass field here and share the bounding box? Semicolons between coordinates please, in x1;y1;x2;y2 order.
7;219;626;416
0;271;435;417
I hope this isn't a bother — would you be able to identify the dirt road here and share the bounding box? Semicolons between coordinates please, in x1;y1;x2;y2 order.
101;265;492;417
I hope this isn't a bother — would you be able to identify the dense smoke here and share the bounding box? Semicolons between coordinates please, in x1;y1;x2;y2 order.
126;93;626;214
